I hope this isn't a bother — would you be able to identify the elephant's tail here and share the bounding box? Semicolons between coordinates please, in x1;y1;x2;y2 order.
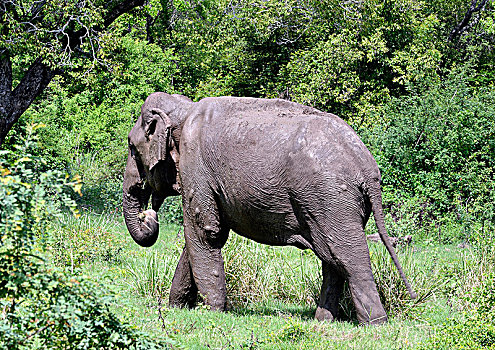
366;179;417;300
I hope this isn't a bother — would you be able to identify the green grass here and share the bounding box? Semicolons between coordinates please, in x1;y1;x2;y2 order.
46;211;493;349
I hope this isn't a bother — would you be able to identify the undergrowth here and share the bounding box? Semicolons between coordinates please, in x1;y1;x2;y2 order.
49;210;125;271
0;127;169;349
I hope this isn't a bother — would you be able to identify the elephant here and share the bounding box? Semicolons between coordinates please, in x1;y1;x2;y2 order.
123;92;416;325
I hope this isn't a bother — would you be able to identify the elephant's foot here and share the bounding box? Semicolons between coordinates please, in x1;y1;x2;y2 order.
315;261;343;322
348;275;388;325
315;306;336;322
169;286;198;309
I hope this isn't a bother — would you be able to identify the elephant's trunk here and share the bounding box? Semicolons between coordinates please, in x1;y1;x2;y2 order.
123;153;159;247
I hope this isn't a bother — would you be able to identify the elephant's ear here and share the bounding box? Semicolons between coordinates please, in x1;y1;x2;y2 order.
147;108;172;170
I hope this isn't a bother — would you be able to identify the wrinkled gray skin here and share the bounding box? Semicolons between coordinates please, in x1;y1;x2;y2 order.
123;92;416;325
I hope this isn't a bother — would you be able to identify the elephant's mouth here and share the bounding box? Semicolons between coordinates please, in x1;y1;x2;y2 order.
123;183;160;247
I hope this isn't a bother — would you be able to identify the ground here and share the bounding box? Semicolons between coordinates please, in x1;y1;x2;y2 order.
50;211;478;349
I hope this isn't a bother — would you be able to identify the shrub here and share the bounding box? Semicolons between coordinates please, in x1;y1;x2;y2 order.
160;196;184;225
273;317;308;343
421;230;495;349
363;65;495;242
0;126;169;349
422;275;495;350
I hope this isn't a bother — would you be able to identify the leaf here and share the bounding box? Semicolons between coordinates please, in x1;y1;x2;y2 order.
0;167;11;176
14;157;31;165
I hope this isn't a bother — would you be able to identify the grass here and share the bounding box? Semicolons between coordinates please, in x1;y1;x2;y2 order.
45;210;494;349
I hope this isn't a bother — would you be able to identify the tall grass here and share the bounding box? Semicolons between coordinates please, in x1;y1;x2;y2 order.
65;214;475;325
369;244;448;319
222;234;441;320
222;235;321;308
123;250;179;298
451;231;495;312
50;210;124;272
117;231;444;320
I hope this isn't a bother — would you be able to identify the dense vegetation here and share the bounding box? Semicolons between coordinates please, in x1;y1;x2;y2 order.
1;0;494;348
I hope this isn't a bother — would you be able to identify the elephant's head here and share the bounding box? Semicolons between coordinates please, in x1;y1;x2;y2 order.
123;92;192;247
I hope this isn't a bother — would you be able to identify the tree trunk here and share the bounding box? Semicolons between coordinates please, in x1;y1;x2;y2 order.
448;0;489;43
0;0;146;146
0;53;56;145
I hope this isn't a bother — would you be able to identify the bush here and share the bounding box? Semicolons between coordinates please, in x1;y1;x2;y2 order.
363;65;495;242
421;231;495;349
0;127;169;349
160;196;184;225
422;273;495;350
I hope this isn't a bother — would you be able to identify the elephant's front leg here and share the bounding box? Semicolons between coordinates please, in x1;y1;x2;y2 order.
169;247;198;308
183;211;229;311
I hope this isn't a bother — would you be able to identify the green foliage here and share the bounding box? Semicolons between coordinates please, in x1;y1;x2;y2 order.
422;275;495;348
363;66;495;242
281;0;443;124
0;124;79;256
18;30;179;212
160;197;184;225
0;270;171;349
424;319;495;350
10;1;494;238
0;128;169;349
420;228;495;349
2;0;105;69
273;317;308;343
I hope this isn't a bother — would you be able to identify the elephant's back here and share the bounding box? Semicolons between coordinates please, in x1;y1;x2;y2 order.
194;97;378;180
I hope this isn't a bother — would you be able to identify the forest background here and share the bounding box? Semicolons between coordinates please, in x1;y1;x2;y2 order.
1;0;494;348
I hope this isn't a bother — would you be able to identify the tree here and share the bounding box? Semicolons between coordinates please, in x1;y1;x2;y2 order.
0;0;146;146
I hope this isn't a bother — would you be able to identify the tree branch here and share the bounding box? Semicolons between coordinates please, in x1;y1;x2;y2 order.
448;0;489;42
10;57;57;121
104;0;146;27
0;0;147;146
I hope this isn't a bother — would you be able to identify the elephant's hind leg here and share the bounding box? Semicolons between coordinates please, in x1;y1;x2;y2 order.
308;208;387;325
315;261;345;322
169;247;198;308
